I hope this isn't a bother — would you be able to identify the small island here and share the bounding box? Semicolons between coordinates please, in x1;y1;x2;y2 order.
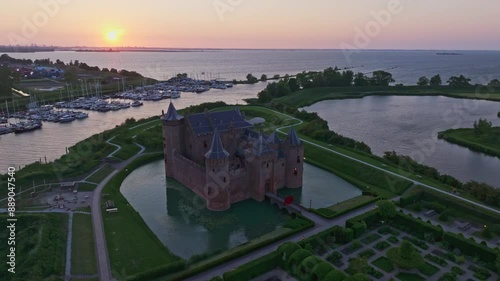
438;118;500;158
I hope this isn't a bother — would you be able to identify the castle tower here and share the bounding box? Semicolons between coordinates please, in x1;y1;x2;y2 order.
284;127;304;189
204;128;231;211
251;134;275;201
162;102;184;177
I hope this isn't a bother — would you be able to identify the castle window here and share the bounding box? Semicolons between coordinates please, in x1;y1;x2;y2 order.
297;156;301;163
223;177;227;183
282;162;284;167
204;141;207;148
294;168;298;176
207;187;213;196
266;163;269;168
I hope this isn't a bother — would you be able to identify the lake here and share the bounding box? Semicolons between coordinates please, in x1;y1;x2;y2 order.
304;95;500;187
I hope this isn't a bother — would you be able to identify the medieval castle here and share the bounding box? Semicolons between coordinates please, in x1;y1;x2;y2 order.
162;102;304;211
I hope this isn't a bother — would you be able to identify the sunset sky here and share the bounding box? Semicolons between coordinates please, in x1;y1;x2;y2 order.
1;0;499;50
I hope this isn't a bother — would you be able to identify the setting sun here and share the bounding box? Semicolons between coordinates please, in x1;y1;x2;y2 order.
106;30;119;42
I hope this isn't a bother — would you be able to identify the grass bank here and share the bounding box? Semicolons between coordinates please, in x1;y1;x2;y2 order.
277;86;500;107
101;153;183;280
438;127;500;158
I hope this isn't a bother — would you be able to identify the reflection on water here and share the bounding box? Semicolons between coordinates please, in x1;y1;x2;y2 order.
120;160;287;259
120;161;360;258
279;164;361;209
304;95;500;187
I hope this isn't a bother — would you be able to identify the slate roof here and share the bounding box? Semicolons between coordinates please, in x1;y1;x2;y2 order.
266;132;282;144
254;134;275;156
162;102;183;121
205;128;230;159
286;127;302;146
188;109;252;135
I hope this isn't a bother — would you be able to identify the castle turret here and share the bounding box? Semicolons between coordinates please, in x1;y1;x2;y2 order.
284;127;304;189
162;102;184;177
204;128;231;211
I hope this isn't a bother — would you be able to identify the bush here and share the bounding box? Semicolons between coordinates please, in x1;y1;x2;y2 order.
286;249;314;270
346;209;381;229
323;269;347;281
223;251;280;281
374;241;390;251
388;236;399;244
352;221;368;238
425;254;448;267
311;262;336;281
326;251;343;264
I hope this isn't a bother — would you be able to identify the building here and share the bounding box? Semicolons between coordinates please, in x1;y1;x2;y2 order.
162;102;304;211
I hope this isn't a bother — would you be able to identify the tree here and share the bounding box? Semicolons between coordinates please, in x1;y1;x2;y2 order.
482;225;492;239
257;89;272;103
260;74;267;81
347;257;370;275
370;70;395;86
0;66;20;96
447;75;471;86
417;76;429;86
246;73;258;84
473;118;493;135
353;72;369;86
344;273;370;281
429;74;442;86
376;200;397;220
488;79;500;86
496;254;500;273
287;78;300;92
387;240;425;269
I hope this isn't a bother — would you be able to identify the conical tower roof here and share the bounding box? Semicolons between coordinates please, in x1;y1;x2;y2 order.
162;101;183;121
255;134;274;156
205;128;229;159
266;131;282;145
286;127;301;146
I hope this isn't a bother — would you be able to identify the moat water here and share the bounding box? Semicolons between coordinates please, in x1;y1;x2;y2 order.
120;160;360;259
304;95;500;187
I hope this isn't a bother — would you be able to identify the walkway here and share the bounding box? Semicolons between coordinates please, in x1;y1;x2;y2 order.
91;142;146;281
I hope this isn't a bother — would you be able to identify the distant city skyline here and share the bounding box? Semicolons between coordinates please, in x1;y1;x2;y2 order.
2;0;500;50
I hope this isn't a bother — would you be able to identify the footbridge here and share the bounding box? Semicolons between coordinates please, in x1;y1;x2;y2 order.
265;192;302;215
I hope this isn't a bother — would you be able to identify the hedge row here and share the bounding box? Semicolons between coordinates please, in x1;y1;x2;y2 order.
298;225;354;250
312;195;380;219
126;261;186;281
222;251;280;281
345;208;381;229
443;232;499;265
392;212;444;240
400;187;500;224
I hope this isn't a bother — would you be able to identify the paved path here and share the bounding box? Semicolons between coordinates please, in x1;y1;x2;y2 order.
91;170;119;281
91;142;146;281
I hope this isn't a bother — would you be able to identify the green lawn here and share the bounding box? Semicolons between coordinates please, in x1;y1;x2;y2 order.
372;257;394;273
419;262;439;277
86;164;115;183
71;213;97;275
102;154;182;279
438;127;500;158
78;182;97;192
396;272;426;281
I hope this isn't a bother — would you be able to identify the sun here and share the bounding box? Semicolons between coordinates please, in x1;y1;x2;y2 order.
106;30;119;42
